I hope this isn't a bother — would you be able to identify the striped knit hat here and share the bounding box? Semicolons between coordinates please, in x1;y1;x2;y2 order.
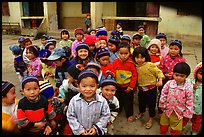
21;76;39;89
78;70;98;84
39;81;54;99
2;81;14;96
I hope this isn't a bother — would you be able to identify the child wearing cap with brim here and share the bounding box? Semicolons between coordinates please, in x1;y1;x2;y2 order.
66;70;111;135
131;33;143;54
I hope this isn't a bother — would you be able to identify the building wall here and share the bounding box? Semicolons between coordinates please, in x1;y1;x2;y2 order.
158;5;202;37
103;2;116;16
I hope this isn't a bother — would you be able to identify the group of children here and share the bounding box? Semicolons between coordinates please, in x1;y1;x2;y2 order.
2;23;202;135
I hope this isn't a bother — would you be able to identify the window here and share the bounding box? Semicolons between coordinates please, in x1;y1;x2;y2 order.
2;2;10;16
82;2;90;14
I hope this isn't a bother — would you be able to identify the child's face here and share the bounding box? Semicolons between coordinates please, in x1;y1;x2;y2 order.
44;60;54;66
99;55;110;67
173;72;187;84
169;45;180;57
88;45;95;53
159;38;167;47
116;24;122;32
21;82;40;101
197;69;202;82
77;49;89;60
26;49;36;60
118;47;130;62
135;54;145;65
62;33;69;40
48;45;55;53
132;38;140;45
54;58;66;67
149;44;159;54
108;42;117;52
138;28;145;35
41;38;46;45
25;41;32;49
99;40;107;49
78;77;98;102
2;87;16;105
90;31;96;36
101;85;117;100
76;34;84;41
121;39;130;44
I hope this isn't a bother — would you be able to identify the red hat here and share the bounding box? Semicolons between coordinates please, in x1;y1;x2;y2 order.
98;35;107;42
194;62;202;79
74;28;84;36
84;35;97;45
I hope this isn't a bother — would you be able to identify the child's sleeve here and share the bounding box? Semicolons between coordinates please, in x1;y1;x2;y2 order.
46;102;56;120
159;81;170;109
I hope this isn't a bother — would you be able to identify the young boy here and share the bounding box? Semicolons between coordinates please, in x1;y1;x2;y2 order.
9;45;27;82
66;70;111;135
107;36;120;63
17;76;56;135
2;81;19;134
130;33;143;54
84;13;91;30
159;62;194;135
40;34;49;50
111;42;138;122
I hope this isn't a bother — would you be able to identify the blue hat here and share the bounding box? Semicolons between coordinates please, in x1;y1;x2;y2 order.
40;34;49;40
2;81;14;96
156;33;167;40
39;81;54;99
170;39;182;49
22;76;39;89
18;37;26;43
47;48;66;61
108;35;120;44
99;72;117;88
110;30;120;38
96;30;108;37
76;43;90;52
9;45;21;54
39;49;51;62
78;70;98;84
121;35;131;42
45;42;55;49
97;48;110;59
46;38;56;44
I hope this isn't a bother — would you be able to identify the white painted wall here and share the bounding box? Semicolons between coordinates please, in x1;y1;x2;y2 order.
60;2;83;17
158;5;202;36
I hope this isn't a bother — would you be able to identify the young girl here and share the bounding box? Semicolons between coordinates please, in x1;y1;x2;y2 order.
70;43;91;66
146;38;162;66
26;45;43;81
17;76;56;135
115;22;123;38
97;35;108;49
59;29;73;48
156;33;169;58
183;62;202;135
158;39;186;116
111;42;138;122
98;72;119;135
137;25;150;48
2;81;19;134
66;70;110;135
159;62;194;135
107;36;120;63
22;38;33;65
132;46;164;129
71;28;84;57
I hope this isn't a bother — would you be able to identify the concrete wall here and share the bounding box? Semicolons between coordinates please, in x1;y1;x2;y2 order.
103;2;116;16
158;5;202;37
60;2;84;17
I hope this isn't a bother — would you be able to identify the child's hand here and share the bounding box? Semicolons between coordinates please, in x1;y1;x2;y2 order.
124;87;132;93
50;120;57;129
34;121;46;129
156;80;163;87
43;125;52;135
54;88;59;96
193;83;198;90
81;129;89;135
58;97;65;102
87;127;97;135
165;73;172;79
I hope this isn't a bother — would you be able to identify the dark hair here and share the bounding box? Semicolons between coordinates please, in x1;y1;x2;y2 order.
62;46;72;59
137;25;145;31
117;42;130;51
132;46;151;63
27;45;40;57
173;62;191;77
169;39;183;57
61;29;70;39
116;22;122;28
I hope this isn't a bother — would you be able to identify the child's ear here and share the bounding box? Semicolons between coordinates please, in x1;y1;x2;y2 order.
20;89;24;95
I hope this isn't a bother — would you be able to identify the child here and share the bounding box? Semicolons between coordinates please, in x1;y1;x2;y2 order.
120;34;131;45
22;38;32;65
39;49;57;88
44;42;56;53
47;48;72;91
156;33;169;58
85;61;102;82
18;37;25;51
66;70;111;135
88;28;96;36
183;62;202;135
158;39;186;116
97;35;108;49
130;33;143;54
71;28;85;57
59;29;73;48
84;35;97;60
70;43;91;66
107;35;120;63
146;38;162;66
17;76;56;135
9;45;27;82
159;62;194;135
98;72;119;135
111;42;138;122
137;25;150;48
132;46;164;129
115;22;123;38
26;45;43;81
39;34;49;50
2;81;19;134
84;13;91;30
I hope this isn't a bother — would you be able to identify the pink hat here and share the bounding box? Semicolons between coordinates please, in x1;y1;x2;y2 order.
194;62;202;79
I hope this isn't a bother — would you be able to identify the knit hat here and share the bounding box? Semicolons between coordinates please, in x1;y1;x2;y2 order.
9;45;21;55
75;43;89;53
46;38;57;44
194;62;202;79
97;48;110;59
169;39;182;49
18;37;26;43
22;38;32;44
108;35;120;45
110;30;120;38
121;35;131;42
44;42;55;49
99;72;117;88
96;30;108;37
173;62;191;77
156;33;167;40
97;26;106;31
40;34;49;40
74;28;84;36
78;70;98;84
67;64;83;80
21;76;39;89
39;81;54;99
84;35;97;45
147;39;162;53
98;35;108;42
132;33;143;40
2;81;14;96
47;48;66;61
85;61;101;73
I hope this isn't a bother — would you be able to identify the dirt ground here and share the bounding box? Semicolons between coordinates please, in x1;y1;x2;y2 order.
2;34;201;135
